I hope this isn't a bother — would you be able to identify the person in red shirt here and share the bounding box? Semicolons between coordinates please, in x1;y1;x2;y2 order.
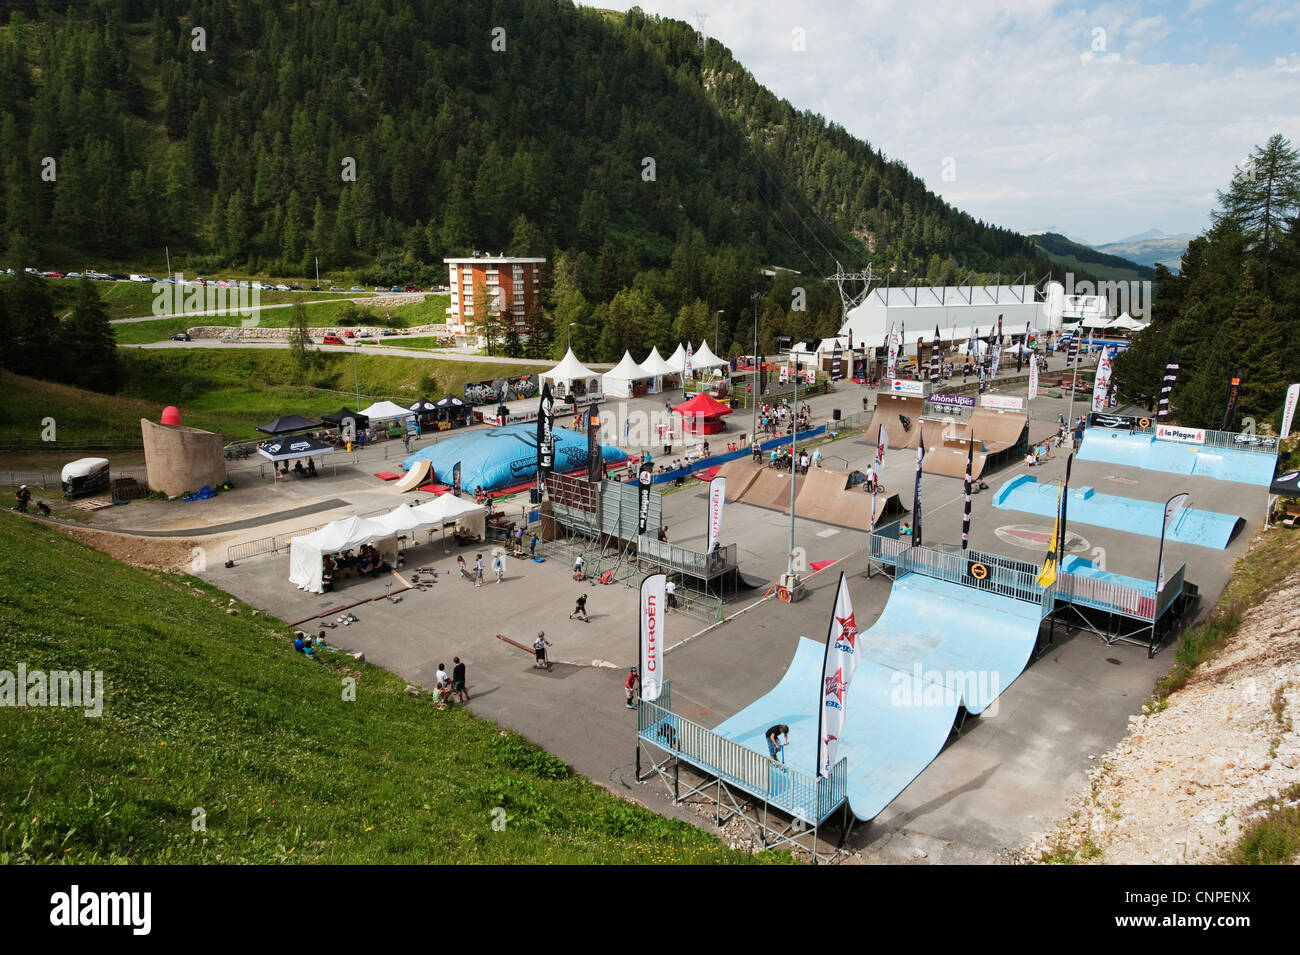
624;667;640;708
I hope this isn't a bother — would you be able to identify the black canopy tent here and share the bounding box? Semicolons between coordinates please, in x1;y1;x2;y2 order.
256;414;321;436
435;394;469;425
258;436;334;483
321;407;370;431
1270;470;1300;497
408;397;437;428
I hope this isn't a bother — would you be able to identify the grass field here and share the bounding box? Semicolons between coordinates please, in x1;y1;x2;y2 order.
112;295;451;344
0;513;768;863
1;349;539;447
45;279;358;322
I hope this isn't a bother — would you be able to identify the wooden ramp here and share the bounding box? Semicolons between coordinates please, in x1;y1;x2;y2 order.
392;458;432;493
716;457;765;502
865;393;925;449
738;466;802;512
920;418;988;480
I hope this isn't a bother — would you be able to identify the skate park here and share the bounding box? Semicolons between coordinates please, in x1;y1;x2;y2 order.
176;351;1279;862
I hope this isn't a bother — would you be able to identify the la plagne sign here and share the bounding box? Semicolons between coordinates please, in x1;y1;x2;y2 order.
1156;424;1205;444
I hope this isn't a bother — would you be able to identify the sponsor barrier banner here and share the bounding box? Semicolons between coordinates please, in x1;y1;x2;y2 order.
928;392;976;409
980;394;1024;411
884;378;925;397
636;465;653;535
1156;424;1205;444
1089;412;1150;430
537;384;554;473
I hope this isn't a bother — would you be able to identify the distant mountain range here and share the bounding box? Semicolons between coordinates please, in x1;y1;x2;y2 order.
1094;231;1194;272
1026;228;1192;277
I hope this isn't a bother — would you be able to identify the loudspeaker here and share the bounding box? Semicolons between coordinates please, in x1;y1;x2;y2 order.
832;408;842;421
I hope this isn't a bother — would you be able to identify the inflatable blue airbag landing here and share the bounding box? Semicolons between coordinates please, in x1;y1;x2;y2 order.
400;424;628;491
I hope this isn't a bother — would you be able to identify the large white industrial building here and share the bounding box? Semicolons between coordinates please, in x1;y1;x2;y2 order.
838;281;1081;352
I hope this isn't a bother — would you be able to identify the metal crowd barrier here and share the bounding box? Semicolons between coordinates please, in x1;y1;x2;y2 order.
637;696;847;824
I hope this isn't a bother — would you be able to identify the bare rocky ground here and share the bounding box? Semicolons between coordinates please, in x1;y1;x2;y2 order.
1021;535;1300;865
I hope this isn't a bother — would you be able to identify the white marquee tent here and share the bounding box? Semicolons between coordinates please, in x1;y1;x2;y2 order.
639;346;679;392
540;348;602;400
359;400;412;423
691;340;727;371
666;343;688;374
602;350;654;398
288;498;487;593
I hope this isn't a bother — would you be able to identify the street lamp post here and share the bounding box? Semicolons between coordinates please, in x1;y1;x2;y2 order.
352;342;361;411
567;322;577;351
751;291;761;445
715;310;723;351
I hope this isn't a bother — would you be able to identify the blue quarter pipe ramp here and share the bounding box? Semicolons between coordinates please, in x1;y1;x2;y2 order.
713;574;1045;821
1078;429;1275;486
993;475;1245;549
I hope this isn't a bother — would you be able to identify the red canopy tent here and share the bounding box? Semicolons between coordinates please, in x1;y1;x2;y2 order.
673;392;733;435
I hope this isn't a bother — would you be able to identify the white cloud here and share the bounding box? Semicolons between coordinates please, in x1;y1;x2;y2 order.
592;1;1300;245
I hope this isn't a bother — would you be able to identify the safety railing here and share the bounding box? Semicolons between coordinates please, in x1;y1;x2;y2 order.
1054;572;1157;623
226;523;325;563
638;694;847;824
1126;423;1280;456
637;539;736;579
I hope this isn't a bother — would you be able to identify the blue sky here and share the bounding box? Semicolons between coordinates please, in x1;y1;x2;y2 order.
592;1;1300;246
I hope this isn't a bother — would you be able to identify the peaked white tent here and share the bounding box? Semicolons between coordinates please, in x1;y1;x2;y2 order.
1108;312;1147;332
1079;314;1112;330
289;516;397;593
602;350;653;398
359;400;411;423
540;348;602;400
666;343;688;374
412;494;486;539
691;340;727;371
640;346;679;392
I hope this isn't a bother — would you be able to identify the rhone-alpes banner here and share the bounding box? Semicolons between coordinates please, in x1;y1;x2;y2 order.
817;573;858;777
639;573;666;702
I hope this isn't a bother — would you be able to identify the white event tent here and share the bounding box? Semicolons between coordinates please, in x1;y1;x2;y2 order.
288;498;487;593
359;400;412;423
602;350;654;398
639;346;679;392
539;348;602;400
691;340;727;372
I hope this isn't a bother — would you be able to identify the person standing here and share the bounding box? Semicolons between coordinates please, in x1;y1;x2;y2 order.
533;631;550;669
570;593;589;622
15;485;32;513
529;533;539;558
665;578;678;610
457;553;468;579
572;553;585;580
435;662;453;703
474;553;484;587
492;551;505;583
403;434;411;454
624;667;641;708
452;657;469;702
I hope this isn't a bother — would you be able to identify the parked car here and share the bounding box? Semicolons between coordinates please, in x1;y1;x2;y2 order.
42;271;65;278
321;334;345;345
349;286;366;292
329;286;344;292
343;330;355;338
403;284;422;292
129;273;154;282
373;286;385;292
66;271;82;278
381;327;396;336
275;284;290;291
170;333;192;341
107;273;128;281
389;285;403;293
309;285;322;292
288;284;302;291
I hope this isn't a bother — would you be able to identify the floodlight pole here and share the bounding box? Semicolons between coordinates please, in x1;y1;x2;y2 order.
353;342;361;411
752;291;761;447
788;368;798;577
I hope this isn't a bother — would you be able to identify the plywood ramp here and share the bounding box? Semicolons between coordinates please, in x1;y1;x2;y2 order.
866;394;925;449
716;456;764;501
969;408;1028;453
740;467;802;512
391;458;432;492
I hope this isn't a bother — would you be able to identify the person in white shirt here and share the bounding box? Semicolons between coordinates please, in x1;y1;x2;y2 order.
665;579;678;610
572;554;585;580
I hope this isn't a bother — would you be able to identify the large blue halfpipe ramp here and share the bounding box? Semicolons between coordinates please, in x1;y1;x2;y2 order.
713;573;1045;821
1078;429;1276;486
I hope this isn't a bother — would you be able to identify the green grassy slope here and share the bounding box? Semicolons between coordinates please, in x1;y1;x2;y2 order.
0;512;768;864
1;350;539;447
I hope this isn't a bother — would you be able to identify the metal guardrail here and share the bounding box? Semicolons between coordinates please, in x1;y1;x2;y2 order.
637;539;736;579
638;695;847;824
1122;423;1280;456
1054;572;1157;622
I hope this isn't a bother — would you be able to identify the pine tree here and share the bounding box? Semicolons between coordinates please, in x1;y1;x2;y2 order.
57;279;120;392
